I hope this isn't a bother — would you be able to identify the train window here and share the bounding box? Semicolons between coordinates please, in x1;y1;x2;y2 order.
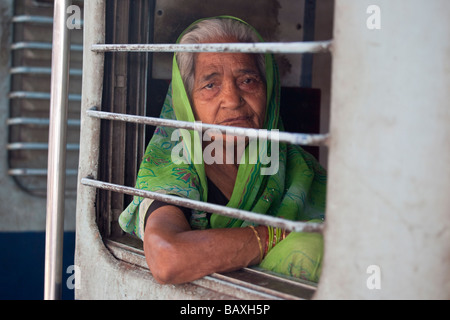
7;0;83;196
79;0;333;299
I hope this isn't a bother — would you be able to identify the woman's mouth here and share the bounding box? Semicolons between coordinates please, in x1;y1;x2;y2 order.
219;116;252;126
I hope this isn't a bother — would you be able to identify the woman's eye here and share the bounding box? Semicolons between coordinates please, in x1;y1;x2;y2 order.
240;77;261;89
204;83;214;89
242;76;260;85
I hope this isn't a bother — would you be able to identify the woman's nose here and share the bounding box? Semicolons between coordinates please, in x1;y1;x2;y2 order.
220;81;243;109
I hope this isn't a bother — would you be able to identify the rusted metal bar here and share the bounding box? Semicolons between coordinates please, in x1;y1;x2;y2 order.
81;177;324;233
87;109;329;147
91;40;332;54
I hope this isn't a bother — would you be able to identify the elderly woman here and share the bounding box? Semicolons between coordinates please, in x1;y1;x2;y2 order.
119;16;327;285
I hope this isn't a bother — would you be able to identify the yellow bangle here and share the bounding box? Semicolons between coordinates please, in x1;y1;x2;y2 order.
249;226;263;263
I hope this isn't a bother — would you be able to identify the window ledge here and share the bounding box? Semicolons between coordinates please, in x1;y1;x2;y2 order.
105;235;316;300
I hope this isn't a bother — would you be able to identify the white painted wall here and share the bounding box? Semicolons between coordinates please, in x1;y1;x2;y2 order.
315;0;450;299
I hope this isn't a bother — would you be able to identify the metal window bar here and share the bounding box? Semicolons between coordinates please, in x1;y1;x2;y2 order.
87;109;329;147
7;142;79;151
11;41;83;51
81;178;323;234
8;168;78;176
7;117;80;126
9;91;81;101
12;15;54;24
12;14;84;26
91;40;332;54
10;66;82;76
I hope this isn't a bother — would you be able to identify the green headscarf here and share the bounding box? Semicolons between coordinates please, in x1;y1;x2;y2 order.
119;16;326;282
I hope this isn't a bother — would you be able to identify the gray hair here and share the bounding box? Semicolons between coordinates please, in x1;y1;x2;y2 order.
176;18;266;98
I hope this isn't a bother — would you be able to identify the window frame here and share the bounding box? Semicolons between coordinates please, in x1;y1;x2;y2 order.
88;0;330;300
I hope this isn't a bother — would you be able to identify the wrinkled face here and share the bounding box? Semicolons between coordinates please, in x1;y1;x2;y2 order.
191;51;266;130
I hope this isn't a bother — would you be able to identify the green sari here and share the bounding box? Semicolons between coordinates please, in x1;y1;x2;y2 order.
119;16;327;283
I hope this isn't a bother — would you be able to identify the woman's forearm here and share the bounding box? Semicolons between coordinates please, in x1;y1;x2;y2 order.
144;206;267;284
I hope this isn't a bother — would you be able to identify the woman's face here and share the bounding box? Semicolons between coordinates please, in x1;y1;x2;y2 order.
191;51;266;130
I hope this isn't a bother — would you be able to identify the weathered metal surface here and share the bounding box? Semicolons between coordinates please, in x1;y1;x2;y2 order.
105;237;316;300
75;0;109;300
91;41;332;54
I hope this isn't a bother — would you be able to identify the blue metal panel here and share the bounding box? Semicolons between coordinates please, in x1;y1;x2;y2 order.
0;232;75;300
